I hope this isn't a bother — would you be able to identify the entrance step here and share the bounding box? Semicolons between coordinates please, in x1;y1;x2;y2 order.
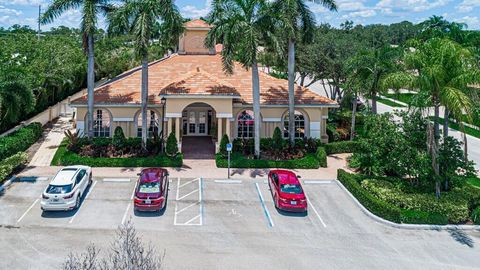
181;136;215;159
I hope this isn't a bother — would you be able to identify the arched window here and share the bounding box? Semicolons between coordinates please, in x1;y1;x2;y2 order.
283;110;306;138
93;109;111;137
136;110;160;138
237;110;255;138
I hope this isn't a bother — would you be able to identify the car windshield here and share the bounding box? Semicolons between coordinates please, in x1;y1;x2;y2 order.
46;184;72;194
138;182;160;193
280;184;303;194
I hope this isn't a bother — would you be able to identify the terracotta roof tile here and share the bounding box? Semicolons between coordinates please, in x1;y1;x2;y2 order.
71;54;337;106
184;19;211;29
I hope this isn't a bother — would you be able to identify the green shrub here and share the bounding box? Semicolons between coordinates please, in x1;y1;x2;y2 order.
400;209;448;225
0;123;42;161
112;126;126;149
0;152;29;183
219;134;230;157
272;127;284;152
165;132;178;157
216;152;320;169
472;207;480;225
362;178;470;223
324;141;360;154
337;170;402;223
316;147;327;168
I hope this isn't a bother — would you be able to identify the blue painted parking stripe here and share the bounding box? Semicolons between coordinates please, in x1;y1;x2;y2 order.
254;183;274;227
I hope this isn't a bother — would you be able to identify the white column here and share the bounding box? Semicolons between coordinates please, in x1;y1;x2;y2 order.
175;117;181;151
216;118;223;153
168;118;173;136
226;118;231;139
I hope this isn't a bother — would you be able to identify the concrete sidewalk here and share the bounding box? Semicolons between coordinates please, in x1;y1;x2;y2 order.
18;154;351;180
28;117;72;167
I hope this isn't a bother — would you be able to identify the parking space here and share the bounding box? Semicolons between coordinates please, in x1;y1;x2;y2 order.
0;175;341;234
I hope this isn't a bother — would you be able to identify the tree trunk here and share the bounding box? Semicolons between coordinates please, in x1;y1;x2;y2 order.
371;93;377;114
461;123;469;162
299;74;306;87
141;54;149;150
434;103;440;142
86;33;95;139
287;38;296;146
351;94;357;141
443;107;449;138
428;122;441;198
252;59;261;159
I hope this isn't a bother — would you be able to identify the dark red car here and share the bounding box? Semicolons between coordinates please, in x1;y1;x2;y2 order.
133;168;169;212
268;170;307;212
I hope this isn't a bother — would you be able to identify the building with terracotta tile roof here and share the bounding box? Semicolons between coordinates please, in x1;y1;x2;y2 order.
71;19;338;156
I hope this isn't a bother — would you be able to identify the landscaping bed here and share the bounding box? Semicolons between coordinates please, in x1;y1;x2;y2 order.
338;169;480;225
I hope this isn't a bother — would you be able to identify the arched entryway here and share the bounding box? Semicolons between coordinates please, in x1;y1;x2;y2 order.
181;102;216;159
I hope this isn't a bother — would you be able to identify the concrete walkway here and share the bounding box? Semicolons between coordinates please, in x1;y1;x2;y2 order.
28;117;72;167
18;153;352;180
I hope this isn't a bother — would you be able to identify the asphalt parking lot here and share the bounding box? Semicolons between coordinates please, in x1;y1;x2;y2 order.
1;175;480;269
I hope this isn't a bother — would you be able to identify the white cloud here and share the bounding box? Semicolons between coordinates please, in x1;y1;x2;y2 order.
343;9;376;19
456;0;480;12
456;15;480;28
0;0;45;5
180;0;211;19
0;6;22;16
376;0;450;12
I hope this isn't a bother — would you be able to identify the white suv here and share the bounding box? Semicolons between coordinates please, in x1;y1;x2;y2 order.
41;166;92;211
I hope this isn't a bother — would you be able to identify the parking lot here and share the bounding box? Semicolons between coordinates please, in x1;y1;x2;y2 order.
1;176;341;232
1;175;480;270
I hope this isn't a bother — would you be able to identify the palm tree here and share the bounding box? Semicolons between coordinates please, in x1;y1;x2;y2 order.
41;0;112;139
383;38;480;197
206;0;278;158
0;67;35;131
271;0;336;145
347;45;400;114
107;0;183;149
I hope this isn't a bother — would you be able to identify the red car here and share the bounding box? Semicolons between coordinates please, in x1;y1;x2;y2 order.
268;170;307;212
133;168;169;212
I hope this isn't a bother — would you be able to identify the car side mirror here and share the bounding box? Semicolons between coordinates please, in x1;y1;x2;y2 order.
297;175;302;179
137;173;141;176
166;173;170;177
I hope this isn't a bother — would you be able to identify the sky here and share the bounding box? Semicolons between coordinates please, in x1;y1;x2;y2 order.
0;0;479;31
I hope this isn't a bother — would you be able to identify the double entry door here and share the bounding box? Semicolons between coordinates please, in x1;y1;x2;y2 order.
186;110;208;136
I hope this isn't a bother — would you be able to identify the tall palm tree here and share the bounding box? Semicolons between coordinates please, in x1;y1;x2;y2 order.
347;45;400;114
107;0;183;149
206;0;278;158
383;38;480;197
41;0;112;139
0;67;35;131
272;0;336;145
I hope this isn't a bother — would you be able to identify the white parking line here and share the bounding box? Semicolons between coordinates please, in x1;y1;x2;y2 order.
121;203;131;225
214;180;242;184
174;178;203;226
306;196;327;228
103;178;131;182
16;198;39;224
304;180;333;185
255;183;274;227
69;181;97;224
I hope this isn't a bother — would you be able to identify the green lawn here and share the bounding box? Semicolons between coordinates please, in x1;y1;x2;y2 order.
377;97;406;108
384;93;417;105
468;178;480;189
433;117;480;139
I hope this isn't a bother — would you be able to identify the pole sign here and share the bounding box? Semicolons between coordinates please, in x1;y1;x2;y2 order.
226;143;232;179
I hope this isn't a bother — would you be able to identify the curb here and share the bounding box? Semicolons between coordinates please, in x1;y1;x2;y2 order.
0;175;17;194
334;180;480;231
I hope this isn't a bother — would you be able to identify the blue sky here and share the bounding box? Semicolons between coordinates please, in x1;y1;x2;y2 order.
1;0;479;30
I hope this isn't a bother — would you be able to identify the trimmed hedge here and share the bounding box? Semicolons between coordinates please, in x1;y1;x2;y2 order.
51;140;183;167
361;178;469;223
400;209;448;225
216;152;320;169
324;141;361;155
316;147;327;168
337;169;402;223
0;123;42;161
0;152;29;184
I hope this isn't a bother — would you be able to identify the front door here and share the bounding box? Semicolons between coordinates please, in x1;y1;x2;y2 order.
187;110;208;136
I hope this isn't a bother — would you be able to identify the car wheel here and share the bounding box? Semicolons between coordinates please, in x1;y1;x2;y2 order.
75;195;81;210
89;173;93;186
